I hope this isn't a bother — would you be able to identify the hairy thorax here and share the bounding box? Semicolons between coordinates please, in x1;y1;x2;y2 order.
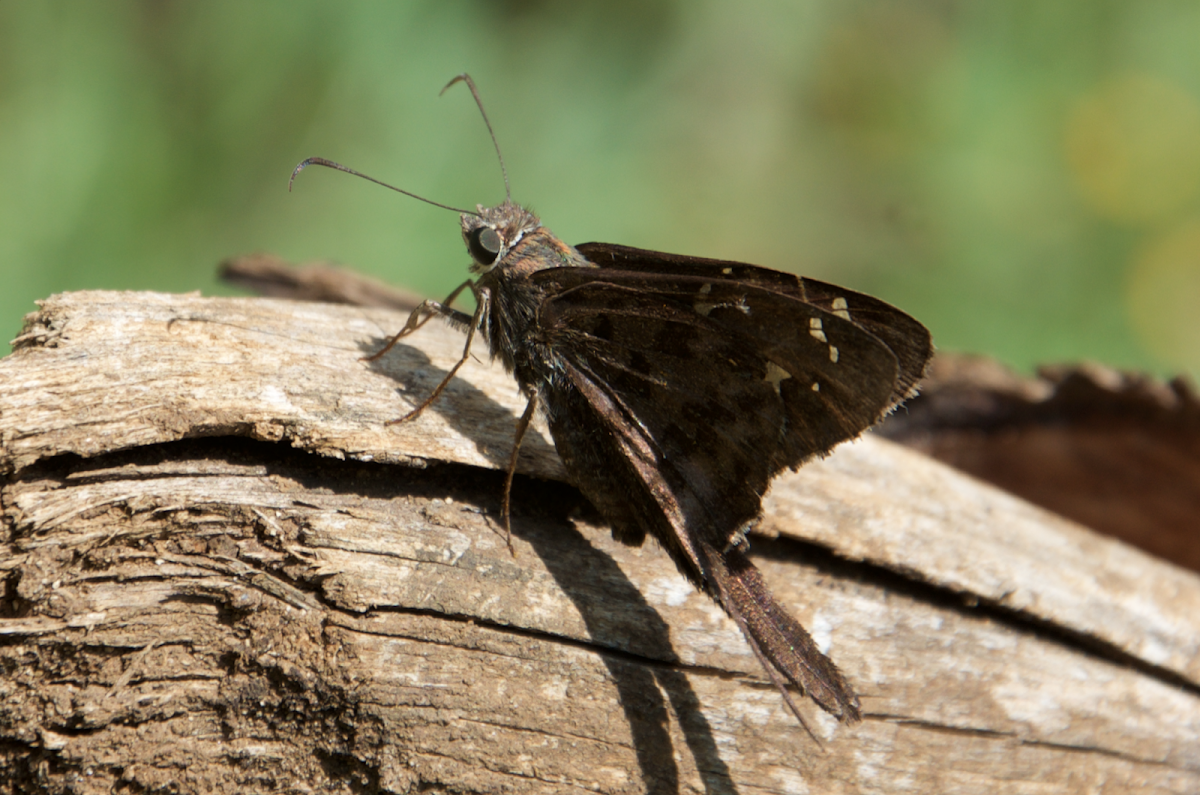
479;227;594;389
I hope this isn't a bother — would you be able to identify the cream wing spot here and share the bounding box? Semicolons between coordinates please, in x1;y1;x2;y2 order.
809;317;828;343
829;345;839;363
763;361;791;396
811;382;820;392
831;296;851;321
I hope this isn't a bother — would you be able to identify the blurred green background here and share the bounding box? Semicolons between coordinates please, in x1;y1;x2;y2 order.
3;1;1199;378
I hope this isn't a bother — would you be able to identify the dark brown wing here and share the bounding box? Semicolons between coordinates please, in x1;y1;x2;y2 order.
526;264;923;723
575;242;932;407
533;268;904;515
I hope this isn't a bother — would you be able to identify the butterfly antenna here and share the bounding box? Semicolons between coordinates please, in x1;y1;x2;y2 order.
288;156;477;216
441;73;511;202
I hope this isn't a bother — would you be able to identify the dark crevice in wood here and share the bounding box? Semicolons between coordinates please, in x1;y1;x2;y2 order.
1017;736;1185;768
869;714;1017;739
754;534;1200;702
311;747;384;795
15;432;1200;708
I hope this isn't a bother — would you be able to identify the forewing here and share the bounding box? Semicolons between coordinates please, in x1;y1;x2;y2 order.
575;242;932;407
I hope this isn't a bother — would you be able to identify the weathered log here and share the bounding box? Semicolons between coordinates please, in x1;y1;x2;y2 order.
1;290;1197;794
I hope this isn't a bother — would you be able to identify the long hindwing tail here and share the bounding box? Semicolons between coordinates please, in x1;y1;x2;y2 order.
701;544;862;728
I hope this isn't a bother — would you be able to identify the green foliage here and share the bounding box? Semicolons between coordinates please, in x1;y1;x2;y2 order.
2;1;1198;376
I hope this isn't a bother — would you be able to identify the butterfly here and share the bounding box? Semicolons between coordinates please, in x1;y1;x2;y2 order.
291;74;932;735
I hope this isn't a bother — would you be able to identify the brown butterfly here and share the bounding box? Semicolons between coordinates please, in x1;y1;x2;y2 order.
291;74;932;735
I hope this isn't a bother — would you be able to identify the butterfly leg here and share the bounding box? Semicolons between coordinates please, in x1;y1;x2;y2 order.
363;279;476;362
376;286;491;426
499;391;538;555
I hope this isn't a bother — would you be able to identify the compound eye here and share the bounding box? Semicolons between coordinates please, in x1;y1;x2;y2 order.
468;226;503;265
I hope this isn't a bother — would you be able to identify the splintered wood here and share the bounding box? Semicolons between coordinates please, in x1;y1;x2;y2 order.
2;291;1197;794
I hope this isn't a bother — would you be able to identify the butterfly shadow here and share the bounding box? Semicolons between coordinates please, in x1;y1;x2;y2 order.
362;339;740;795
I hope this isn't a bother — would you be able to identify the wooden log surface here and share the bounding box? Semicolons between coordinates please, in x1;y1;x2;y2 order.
1;290;1198;794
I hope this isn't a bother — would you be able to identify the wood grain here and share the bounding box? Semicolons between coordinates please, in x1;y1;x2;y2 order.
2;291;1197;794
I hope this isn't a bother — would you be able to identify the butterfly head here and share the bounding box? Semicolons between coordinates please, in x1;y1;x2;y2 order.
461;200;541;274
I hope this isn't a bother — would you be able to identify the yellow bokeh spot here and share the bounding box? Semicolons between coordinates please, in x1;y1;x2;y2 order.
1065;75;1200;224
1127;219;1200;375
